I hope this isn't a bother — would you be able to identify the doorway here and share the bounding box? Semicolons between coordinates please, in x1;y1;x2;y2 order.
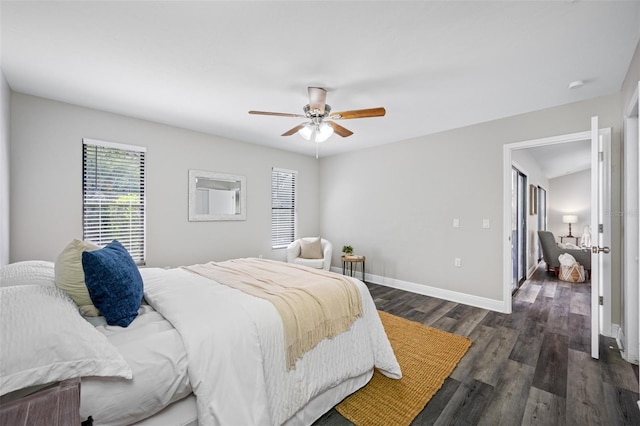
502;127;611;328
511;167;527;294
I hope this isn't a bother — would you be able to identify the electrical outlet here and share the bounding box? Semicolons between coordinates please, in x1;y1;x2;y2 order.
453;218;460;228
454;258;461;267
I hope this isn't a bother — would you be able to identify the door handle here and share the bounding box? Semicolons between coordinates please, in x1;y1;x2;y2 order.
591;246;611;254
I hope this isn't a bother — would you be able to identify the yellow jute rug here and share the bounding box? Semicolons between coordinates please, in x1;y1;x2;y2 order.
336;311;472;426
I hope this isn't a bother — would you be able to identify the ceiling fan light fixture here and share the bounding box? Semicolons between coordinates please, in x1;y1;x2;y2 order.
298;123;314;140
315;122;334;143
250;86;384;144
297;122;334;143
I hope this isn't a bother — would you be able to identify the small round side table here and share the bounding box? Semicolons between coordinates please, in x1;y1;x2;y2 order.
341;255;365;281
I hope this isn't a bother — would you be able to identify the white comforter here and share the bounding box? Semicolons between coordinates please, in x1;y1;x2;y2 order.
141;265;401;426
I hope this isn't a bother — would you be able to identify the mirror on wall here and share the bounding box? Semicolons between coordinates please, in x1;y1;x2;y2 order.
188;170;246;221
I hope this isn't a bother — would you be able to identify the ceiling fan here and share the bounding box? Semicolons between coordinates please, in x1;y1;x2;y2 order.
248;87;386;143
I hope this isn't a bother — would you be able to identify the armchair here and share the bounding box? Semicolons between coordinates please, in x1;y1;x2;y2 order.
286;237;333;271
537;230;591;279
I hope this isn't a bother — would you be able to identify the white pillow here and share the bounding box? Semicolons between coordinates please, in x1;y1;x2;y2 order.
300;237;323;259
0;260;55;287
0;285;132;396
55;239;101;316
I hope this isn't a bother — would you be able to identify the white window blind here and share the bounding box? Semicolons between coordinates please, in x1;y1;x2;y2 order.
83;139;146;264
271;168;297;249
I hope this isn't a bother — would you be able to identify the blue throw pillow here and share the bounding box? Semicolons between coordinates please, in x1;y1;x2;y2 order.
81;240;143;327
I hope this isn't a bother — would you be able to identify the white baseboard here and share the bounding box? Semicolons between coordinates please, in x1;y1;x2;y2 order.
613;324;640;365
612;323;622;340
332;267;506;313
614;324;624;351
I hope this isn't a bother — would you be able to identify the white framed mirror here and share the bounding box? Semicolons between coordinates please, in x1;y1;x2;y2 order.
188;170;246;221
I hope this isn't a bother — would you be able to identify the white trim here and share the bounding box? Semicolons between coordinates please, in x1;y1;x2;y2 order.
613;323;623;345
83;137;146;153
613;323;639;364
272;166;298;175
503;144;513;313
624;82;639;117
331;267;505;313
622;81;640;369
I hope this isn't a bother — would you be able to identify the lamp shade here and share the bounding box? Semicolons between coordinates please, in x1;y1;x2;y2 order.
562;215;578;224
298;124;313;140
297;122;334;143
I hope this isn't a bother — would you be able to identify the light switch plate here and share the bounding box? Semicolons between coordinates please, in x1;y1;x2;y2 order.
483;219;490;229
453;218;460;228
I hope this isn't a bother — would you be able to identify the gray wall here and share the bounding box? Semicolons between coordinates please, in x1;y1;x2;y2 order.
0;71;9;267
547;170;591;244
320;94;622;308
9;93;320;267
7;82;630;324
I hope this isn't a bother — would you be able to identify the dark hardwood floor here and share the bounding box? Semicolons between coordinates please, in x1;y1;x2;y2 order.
314;264;640;425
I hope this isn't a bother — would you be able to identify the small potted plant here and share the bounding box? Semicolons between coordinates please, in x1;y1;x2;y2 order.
342;245;353;256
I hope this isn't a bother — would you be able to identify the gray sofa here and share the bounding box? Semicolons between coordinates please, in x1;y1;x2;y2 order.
537;230;591;279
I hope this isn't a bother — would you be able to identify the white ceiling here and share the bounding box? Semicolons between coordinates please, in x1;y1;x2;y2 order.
1;1;639;161
523;139;591;180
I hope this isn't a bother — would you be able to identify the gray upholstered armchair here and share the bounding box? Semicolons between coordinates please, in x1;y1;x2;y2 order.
537;230;591;278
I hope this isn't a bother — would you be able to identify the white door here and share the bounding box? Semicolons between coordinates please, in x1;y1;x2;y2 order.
590;116;612;359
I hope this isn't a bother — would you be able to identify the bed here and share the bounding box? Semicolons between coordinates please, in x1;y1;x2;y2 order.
0;255;401;426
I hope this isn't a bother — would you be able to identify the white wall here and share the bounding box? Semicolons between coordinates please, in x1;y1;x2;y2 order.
547;169;591;244
9;93;320;267
511;148;550;276
320;94;622;311
0;71;10;267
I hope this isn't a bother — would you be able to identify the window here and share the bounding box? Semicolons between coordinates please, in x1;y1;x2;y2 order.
83;138;146;264
271;168;297;249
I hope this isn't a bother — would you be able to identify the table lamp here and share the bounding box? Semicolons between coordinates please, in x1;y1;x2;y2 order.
562;215;578;237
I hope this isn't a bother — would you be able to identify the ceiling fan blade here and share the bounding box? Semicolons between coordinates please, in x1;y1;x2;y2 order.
327;121;353;137
330;107;386;120
281;124;306;136
308;87;327;115
249;110;305;118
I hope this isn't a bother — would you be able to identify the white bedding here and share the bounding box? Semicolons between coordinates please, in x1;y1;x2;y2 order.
141;265;401;426
80;305;192;426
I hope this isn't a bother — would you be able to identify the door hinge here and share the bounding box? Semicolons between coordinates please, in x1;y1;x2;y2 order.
599;224;604;233
599;151;604;162
599;296;604;306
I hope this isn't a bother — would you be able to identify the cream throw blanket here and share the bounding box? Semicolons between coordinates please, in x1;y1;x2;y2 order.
184;258;363;369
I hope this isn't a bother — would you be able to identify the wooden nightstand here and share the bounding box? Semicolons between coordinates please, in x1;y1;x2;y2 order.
560;235;580;245
0;378;81;425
